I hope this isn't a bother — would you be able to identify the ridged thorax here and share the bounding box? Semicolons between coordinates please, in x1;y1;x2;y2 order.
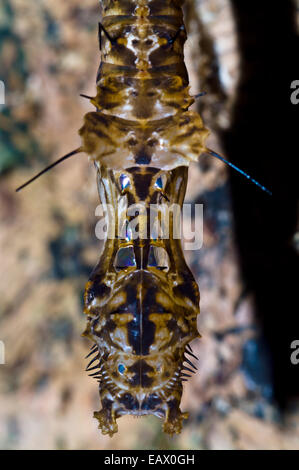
97;0;190;120
79;0;209;171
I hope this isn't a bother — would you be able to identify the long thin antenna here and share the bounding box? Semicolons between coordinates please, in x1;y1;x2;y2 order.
194;91;207;99
16;148;83;192
206;148;272;195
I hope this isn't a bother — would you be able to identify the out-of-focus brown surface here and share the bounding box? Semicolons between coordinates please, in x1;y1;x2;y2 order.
0;0;298;449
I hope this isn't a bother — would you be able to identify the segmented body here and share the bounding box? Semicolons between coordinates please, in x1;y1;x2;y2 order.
79;0;210;436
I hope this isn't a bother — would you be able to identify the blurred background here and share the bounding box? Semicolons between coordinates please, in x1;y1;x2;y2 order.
0;0;298;450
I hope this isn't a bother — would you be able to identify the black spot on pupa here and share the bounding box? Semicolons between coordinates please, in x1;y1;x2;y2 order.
119;393;139;410
141;394;162;410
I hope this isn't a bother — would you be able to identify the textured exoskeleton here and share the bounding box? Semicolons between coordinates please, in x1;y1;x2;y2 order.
80;0;209;436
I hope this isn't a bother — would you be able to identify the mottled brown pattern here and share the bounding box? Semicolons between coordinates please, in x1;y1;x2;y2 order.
79;0;208;436
79;0;209;171
84;166;199;435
